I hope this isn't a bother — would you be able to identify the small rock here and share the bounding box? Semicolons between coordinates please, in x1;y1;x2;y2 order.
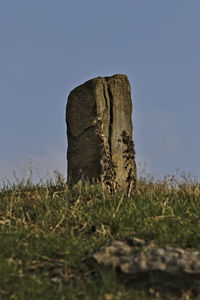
93;239;200;276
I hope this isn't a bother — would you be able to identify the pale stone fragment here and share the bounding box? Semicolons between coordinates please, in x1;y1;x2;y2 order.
93;239;200;276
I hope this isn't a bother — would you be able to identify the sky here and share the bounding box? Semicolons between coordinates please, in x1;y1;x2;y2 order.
0;0;200;184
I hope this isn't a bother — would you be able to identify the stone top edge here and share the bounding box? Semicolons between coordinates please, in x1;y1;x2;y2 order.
68;73;129;95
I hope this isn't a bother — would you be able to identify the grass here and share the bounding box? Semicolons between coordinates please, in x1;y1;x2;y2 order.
1;171;200;299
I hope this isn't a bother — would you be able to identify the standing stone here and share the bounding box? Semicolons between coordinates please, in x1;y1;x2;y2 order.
66;74;136;193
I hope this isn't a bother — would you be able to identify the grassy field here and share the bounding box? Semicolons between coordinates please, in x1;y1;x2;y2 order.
1;171;200;299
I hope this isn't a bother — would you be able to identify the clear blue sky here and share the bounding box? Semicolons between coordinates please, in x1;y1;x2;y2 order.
1;0;200;184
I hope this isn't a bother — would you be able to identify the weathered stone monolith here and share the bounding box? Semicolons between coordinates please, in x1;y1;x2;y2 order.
66;74;136;193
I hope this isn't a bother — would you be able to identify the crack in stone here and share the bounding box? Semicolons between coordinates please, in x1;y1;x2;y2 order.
102;80;109;112
106;83;113;159
69;124;94;139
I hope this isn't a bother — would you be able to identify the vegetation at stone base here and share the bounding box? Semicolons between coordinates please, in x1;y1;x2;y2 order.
1;171;200;299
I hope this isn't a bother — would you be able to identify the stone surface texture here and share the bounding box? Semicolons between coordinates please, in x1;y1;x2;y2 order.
66;74;136;192
93;239;200;276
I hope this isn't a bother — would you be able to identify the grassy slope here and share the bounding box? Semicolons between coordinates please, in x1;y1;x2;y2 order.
1;173;200;299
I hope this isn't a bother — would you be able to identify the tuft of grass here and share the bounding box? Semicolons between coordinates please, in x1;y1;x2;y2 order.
1;172;200;299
